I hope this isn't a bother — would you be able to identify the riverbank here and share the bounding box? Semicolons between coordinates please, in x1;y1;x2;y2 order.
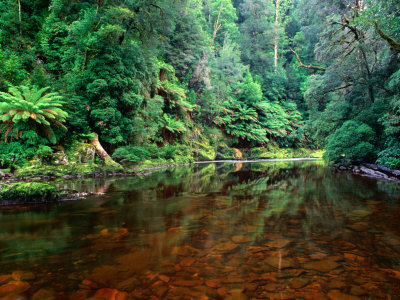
0;156;323;206
1;147;325;182
333;163;400;183
2;157;400;206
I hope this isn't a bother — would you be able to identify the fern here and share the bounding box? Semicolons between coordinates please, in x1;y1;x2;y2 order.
0;85;68;143
161;114;186;134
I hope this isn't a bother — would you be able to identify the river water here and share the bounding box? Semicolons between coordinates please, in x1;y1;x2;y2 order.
1;160;400;299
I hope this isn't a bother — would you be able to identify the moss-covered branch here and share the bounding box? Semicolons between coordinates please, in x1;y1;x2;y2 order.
373;22;400;54
290;48;326;72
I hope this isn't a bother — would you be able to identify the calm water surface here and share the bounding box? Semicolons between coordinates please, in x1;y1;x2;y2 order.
1;160;400;299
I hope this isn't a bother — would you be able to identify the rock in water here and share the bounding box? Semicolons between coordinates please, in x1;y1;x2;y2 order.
115;277;141;291
31;288;56;300
289;277;310;289
265;256;294;269
303;260;340;273
93;288;128;300
11;271;35;281
0;281;30;297
327;290;361;300
214;240;239;253
359;166;389;180
265;239;291;249
232;235;251;244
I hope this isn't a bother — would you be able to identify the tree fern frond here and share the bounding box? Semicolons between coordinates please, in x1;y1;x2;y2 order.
0;85;68;143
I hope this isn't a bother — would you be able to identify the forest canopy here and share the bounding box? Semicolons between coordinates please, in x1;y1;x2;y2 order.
0;0;399;168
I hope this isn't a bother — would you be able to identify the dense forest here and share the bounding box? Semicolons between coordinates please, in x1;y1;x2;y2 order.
0;0;399;170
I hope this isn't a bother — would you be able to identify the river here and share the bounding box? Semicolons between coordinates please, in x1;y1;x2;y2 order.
1;160;400;299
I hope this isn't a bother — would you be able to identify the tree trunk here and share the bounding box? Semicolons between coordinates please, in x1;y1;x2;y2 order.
359;45;375;103
211;2;223;47
189;51;211;91
91;133;114;162
274;0;280;71
17;0;22;36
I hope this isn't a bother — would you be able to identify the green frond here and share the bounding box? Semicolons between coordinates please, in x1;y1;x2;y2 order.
0;85;69;142
21;111;31;120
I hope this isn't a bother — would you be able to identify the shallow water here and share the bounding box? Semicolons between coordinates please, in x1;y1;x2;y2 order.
1;160;400;299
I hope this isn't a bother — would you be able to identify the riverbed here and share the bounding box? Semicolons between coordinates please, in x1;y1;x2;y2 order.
1;160;400;299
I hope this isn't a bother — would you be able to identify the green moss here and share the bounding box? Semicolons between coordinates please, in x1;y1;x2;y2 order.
103;157;124;172
173;155;193;164
15;161;124;178
0;182;57;203
192;140;216;161
250;146;315;159
310;150;325;158
293;148;311;158
67;142;96;164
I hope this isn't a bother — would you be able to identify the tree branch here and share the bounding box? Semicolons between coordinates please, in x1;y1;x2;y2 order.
290;48;326;71
373;22;400;54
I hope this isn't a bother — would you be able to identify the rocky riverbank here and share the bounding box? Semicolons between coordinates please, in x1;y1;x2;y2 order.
0;182;107;206
334;163;400;183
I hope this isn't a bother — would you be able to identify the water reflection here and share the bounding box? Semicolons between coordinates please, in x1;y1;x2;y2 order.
0;160;400;298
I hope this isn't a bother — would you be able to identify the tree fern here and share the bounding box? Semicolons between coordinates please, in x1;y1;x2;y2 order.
161;114;186;134
0;85;68;143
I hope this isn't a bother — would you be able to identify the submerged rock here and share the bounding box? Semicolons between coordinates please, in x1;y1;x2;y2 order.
289;277;310;289
11;271;34;282
180;257;196;267
214;240;239;253
327;290;361;300
226;289;249;300
172;279;203;287
205;279;222;288
265;239;291;249
93;288;128;300
115;277;140;292
232;235;251;244
0;281;30;297
303;260;340;273
0;276;10;285
31;288;56;300
265;256;294;269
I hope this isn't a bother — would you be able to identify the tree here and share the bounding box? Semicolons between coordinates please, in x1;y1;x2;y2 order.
324;120;376;164
0;85;68;143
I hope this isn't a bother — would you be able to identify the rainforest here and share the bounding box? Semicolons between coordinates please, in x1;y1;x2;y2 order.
2;1;400;299
0;0;399;172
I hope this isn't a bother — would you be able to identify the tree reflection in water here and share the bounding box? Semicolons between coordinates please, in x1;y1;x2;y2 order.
1;160;400;299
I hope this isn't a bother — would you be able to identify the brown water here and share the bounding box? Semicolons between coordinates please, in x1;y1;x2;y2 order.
1;160;400;299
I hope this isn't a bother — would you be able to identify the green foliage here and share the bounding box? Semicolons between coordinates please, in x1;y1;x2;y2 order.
0;142;34;168
112;144;193;165
112;145;160;164
376;139;400;169
325;121;376;164
0;85;68;144
216;146;237;160
161;114;186;135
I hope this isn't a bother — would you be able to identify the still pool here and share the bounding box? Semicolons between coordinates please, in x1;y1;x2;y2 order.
1;160;400;299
